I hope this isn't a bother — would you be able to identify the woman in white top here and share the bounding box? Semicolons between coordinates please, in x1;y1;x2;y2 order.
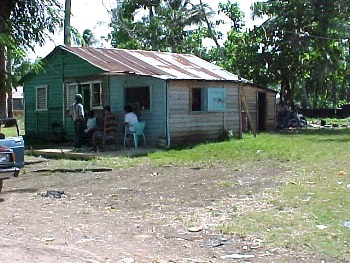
85;110;97;146
85;110;97;133
124;105;138;132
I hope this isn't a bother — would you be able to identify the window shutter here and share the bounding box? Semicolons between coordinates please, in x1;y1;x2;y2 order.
36;86;47;110
207;87;226;112
67;84;78;109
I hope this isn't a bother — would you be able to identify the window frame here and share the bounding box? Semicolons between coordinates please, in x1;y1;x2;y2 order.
124;85;152;112
190;87;226;113
66;81;102;110
191;87;206;112
35;85;48;111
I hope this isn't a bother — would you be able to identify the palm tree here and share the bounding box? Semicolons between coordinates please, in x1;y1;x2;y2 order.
159;0;214;52
110;0;214;53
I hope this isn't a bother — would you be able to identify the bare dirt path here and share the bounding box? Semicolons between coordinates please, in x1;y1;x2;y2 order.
0;157;318;262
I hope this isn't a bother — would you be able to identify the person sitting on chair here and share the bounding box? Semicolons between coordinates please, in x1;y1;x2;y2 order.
84;110;97;146
124;104;138;132
91;106;113;151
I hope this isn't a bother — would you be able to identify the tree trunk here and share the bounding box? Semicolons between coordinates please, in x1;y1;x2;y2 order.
0;49;7;119
301;80;308;109
0;0;10;119
199;0;221;50
6;47;13;118
280;78;292;107
64;0;71;46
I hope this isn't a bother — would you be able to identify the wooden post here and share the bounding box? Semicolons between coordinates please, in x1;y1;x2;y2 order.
237;70;256;137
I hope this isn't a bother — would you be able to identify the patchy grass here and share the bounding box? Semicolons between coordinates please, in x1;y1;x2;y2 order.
142;129;350;260
15;124;350;260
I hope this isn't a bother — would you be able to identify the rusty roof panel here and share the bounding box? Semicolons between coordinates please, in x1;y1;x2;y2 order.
60;45;245;81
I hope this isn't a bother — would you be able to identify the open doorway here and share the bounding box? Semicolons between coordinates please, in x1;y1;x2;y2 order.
80;84;91;112
257;92;267;131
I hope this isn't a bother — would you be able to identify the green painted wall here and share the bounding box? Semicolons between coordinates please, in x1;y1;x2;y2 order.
24;51;64;140
24;48;106;142
109;75;167;146
24;47;166;146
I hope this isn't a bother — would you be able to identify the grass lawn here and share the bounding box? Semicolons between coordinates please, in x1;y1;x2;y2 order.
2;117;350;261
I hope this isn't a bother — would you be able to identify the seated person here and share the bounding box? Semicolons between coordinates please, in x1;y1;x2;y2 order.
124;104;138;132
91;106;113;151
84;110;97;145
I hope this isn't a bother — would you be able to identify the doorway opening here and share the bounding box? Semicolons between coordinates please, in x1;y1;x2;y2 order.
258;92;267;131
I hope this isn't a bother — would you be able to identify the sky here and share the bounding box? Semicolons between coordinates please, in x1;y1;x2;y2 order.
30;0;262;60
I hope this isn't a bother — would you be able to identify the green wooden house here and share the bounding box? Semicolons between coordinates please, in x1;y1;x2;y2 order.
22;45;276;147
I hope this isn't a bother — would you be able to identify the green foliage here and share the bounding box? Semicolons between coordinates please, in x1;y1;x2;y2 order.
6;0;63;50
0;0;63;117
109;0;216;53
221;0;350;110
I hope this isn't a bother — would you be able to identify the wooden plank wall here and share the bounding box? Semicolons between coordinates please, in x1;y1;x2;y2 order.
265;90;277;130
242;85;276;132
168;80;240;146
241;85;258;132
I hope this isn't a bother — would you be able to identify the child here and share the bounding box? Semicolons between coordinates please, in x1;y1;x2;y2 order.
85;110;96;146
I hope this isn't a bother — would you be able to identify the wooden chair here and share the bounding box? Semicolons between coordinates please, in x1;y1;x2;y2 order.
92;113;120;150
102;113;120;149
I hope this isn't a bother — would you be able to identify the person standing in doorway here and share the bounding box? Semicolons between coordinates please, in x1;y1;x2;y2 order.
72;94;85;151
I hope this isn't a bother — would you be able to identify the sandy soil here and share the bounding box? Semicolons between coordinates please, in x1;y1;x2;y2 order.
0;156;320;263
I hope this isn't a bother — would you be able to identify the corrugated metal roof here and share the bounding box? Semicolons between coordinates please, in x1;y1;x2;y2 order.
59;45;248;82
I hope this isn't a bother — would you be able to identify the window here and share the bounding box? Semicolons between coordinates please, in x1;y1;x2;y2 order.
66;84;78;109
125;86;151;110
92;83;102;107
191;88;205;111
66;81;102;110
36;86;47;111
191;87;226;112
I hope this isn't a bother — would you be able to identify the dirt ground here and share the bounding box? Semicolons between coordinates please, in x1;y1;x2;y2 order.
0;155;321;263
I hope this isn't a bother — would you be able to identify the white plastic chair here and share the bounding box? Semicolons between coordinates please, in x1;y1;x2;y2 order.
124;121;146;148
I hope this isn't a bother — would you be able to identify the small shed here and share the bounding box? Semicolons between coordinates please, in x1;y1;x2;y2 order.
22;45;276;147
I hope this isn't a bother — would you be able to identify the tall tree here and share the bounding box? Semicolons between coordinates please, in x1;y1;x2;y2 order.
221;0;350;109
0;0;63;118
110;0;215;55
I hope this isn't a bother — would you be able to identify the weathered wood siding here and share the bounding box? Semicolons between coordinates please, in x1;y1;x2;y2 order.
241;85;276;132
241;85;258;132
263;88;276;130
109;75;167;146
24;47;276;147
168;80;240;145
